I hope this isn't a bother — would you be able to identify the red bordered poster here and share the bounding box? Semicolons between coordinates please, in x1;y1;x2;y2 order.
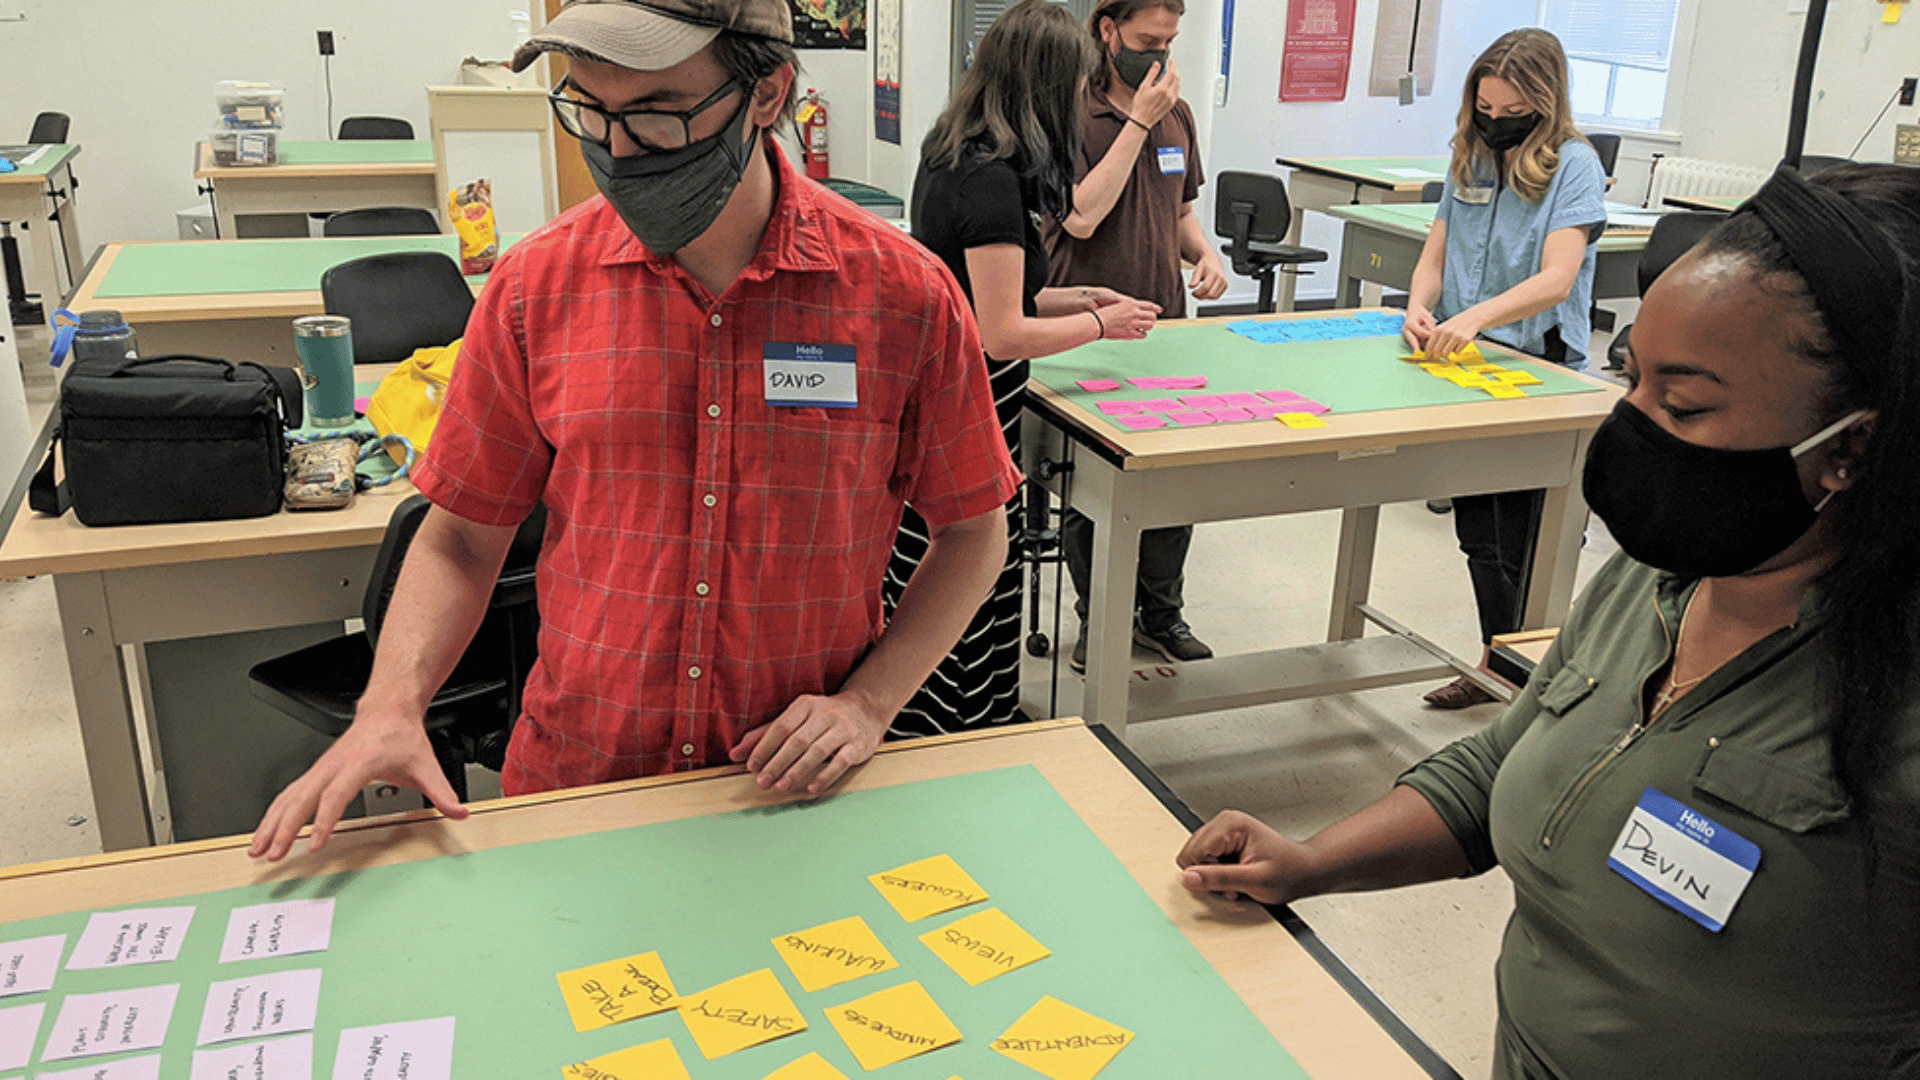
1279;0;1357;102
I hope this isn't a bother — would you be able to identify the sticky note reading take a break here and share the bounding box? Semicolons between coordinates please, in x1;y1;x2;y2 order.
919;908;1051;986
772;917;898;992
677;969;806;1060
824;980;962;1070
990;996;1135;1080
762;1051;851;1080
562;1038;691;1080
556;951;678;1032
868;855;989;922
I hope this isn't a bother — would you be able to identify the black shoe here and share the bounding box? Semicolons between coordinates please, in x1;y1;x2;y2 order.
1069;623;1087;673
1133;620;1214;663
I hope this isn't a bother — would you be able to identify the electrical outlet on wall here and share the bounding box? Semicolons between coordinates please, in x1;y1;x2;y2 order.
317;29;335;56
1901;77;1917;108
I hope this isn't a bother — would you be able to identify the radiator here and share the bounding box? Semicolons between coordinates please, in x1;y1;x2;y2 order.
1647;157;1772;207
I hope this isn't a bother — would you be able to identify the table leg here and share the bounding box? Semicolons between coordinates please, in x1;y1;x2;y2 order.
1078;463;1143;740
22;199;65;322
1276;204;1307;313
1327;506;1381;641
51;164;82;294
53;572;156;850
1523;431;1594;630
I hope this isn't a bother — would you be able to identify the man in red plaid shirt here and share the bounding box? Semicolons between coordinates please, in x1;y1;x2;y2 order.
253;0;1019;862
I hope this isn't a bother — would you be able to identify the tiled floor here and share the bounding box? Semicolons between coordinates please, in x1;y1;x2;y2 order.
0;321;1627;1078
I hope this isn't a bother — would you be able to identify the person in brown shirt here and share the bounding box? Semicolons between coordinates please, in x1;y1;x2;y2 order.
1049;0;1229;670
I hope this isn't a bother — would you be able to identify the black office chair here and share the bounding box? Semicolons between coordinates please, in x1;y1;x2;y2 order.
28;111;69;144
5;111;73;323
1213;171;1329;315
1584;132;1622;178
321;252;476;364
338;116;415;141
248;496;546;802
1605;212;1724;370
1419;179;1445;202
323;207;441;237
1794;154;1850;176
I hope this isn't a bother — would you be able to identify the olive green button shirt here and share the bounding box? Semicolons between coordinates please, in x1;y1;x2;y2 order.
1401;552;1920;1079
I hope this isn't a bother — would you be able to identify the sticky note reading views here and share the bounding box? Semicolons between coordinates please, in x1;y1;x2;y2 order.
824;980;962;1070
771;916;898;992
677;969;806;1060
920;908;1051;986
868;855;989;922
990;996;1135;1080
561;1038;691;1080
556;951;677;1032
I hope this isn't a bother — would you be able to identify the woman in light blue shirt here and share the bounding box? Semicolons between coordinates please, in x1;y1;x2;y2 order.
1403;28;1608;708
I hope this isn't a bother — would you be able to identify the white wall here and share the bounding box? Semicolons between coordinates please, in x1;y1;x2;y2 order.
0;0;535;250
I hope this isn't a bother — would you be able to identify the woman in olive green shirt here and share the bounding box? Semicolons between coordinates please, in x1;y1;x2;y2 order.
1178;163;1920;1079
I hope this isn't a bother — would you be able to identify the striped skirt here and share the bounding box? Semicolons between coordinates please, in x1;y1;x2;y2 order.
882;354;1029;738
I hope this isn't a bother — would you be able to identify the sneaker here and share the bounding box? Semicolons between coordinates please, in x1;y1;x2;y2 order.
1133;620;1214;663
1069;623;1088;673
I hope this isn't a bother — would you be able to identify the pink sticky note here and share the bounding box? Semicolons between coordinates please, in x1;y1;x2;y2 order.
1118;414;1167;430
1077;379;1122;392
1165;410;1215;426
1096;400;1146;416
1291;400;1332;415
1248;403;1287;419
1128;377;1169;389
1164;376;1210;389
1137;398;1184;412
1207;407;1255;422
1260;390;1306;404
1219;392;1265;408
1180;394;1226;408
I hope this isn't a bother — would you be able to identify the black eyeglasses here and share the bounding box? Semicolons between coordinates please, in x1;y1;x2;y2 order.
548;78;743;153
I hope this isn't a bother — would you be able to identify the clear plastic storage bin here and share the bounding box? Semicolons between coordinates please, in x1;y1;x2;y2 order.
208;128;279;167
215;81;285;129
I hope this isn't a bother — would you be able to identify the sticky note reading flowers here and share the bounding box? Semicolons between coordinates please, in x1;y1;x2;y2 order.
771;917;898;993
762;1051;850;1079
919;908;1051;986
561;1038;691;1080
677;969;806;1060
868;855;988;922
556;951;678;1032
990;996;1134;1080
824;981;962;1070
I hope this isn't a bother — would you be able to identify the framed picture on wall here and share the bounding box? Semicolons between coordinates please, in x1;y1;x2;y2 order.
791;0;868;49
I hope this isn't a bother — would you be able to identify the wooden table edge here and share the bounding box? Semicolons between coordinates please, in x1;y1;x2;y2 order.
194;141;437;179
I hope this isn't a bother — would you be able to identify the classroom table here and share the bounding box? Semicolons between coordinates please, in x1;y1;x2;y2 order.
1271;156;1451;312
1659;192;1743;212
0;143;83;320
193;140;439;239
0;719;1454;1079
1326;201;1650;308
62;234;516;361
1023;310;1619;738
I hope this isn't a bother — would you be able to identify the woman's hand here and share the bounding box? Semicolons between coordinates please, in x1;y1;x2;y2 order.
1424;312;1487;362
1094;296;1161;340
1402;304;1439;352
1176;809;1318;905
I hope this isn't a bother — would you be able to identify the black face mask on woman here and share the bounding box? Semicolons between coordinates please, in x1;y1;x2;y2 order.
1472;110;1540;152
1582;400;1867;579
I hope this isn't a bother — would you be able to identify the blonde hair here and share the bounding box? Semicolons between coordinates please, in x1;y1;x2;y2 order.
1449;29;1587;202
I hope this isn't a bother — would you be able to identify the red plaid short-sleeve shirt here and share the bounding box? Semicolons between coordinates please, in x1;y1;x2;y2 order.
412;145;1020;795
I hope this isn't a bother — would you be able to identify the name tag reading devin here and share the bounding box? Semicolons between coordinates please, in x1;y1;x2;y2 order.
1157;146;1186;175
1606;788;1761;932
764;342;857;408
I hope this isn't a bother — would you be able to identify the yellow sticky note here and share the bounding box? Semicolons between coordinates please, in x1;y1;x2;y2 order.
1276;412;1328;429
556;951;679;1032
919;908;1051;986
869;855;989;922
678;969;808;1060
1452;374;1495;388
1497;370;1543;386
1465;364;1507;375
762;1052;850;1080
1397;352;1427;362
771;916;899;992
990;997;1135;1080
1450;342;1485;363
1885;2;1901;24
824;980;963;1070
1485;384;1528;399
562;1039;692;1080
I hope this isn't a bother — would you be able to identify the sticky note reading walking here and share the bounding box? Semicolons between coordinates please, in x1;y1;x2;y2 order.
868;855;989;921
990;996;1135;1080
763;1051;851;1079
771;916;898;992
556;951;678;1032
330;1016;456;1080
42;984;179;1062
0;934;65;997
195;967;322;1045
919;908;1052;986
67;907;194;970
562;1038;692;1080
219;899;334;963
824;980;962;1070
190;1033;313;1080
677;969;806;1059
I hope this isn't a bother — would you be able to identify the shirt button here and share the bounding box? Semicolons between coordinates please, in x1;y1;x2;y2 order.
707;403;722;418
688;665;702;679
703;493;717;508
695;582;710;596
710;313;723;327
682;743;696;756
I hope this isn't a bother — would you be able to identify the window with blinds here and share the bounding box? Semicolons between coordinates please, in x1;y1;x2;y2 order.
954;0;1097;87
1538;0;1681;127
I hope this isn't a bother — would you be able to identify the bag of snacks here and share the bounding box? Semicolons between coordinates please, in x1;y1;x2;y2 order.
448;178;498;275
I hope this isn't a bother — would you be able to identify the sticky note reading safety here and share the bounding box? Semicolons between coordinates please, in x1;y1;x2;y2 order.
677;969;806;1060
824;981;962;1070
868;855;989;921
919;908;1051;986
0;935;65;997
772;917;898;993
562;1038;692;1080
556;951;678;1032
1277;413;1328;429
990;996;1135;1080
1484;384;1529;400
762;1051;851;1080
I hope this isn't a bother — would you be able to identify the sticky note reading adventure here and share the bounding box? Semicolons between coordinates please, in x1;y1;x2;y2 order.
562;1038;692;1080
920;908;1051;986
869;855;989;921
556;951;678;1032
771;916;898;992
762;1051;851;1080
990;996;1135;1080
824;980;962;1070
677;969;806;1060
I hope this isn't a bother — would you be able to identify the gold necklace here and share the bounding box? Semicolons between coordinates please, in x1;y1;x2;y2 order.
1650;588;1711;718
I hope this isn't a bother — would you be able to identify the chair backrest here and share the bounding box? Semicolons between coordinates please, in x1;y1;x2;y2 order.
323;207;441;237
1796;153;1850;176
321;251;476;364
1637;211;1725;296
1419;179;1445;202
1584;132;1622;177
28;111;69;144
338;115;415;140
1212;171;1292;251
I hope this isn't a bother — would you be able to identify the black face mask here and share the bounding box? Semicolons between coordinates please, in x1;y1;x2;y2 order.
1472;110;1540;152
1581;400;1863;579
1111;43;1169;90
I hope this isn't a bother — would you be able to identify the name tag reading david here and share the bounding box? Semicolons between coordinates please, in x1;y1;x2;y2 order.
1606;788;1761;932
764;342;858;408
1157;146;1186;175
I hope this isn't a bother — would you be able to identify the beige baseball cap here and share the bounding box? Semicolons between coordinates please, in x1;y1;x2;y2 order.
510;0;793;73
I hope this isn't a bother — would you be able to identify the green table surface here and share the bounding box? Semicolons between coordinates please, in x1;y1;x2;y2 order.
227;140;435;166
0;766;1306;1079
1331;201;1651;252
94;234;526;299
0;143;78;178
1280;155;1451;185
1032;320;1604;434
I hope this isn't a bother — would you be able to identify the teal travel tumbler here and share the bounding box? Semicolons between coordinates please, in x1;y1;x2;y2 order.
292;315;355;428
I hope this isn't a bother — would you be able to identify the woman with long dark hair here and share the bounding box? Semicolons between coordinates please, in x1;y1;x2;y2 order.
884;0;1160;736
1179;163;1920;1078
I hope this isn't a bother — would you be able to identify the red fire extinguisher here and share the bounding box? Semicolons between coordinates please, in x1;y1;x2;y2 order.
798;88;831;180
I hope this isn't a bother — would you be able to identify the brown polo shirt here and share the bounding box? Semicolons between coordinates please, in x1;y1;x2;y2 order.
1046;85;1204;317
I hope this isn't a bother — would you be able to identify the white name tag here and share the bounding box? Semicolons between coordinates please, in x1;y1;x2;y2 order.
1606;788;1761;932
1157;146;1186;175
1452;181;1494;205
763;342;857;408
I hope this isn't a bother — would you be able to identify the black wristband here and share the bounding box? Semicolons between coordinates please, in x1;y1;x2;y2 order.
1126;116;1151;132
1088;309;1105;339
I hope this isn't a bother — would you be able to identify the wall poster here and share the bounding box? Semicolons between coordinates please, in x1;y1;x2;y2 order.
790;0;867;49
1279;0;1357;102
874;0;901;144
